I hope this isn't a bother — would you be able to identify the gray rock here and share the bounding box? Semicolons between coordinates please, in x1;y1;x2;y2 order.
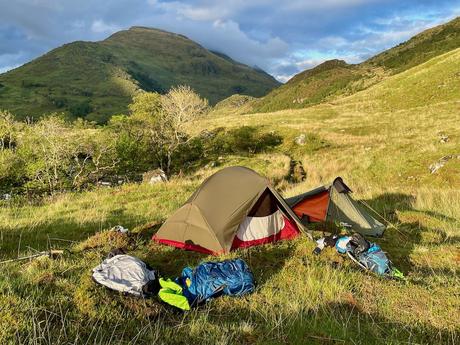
439;134;449;143
143;169;168;185
295;133;306;146
429;155;460;173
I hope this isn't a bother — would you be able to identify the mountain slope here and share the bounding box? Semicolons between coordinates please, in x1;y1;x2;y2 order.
0;26;279;123
251;59;370;112
365;16;460;72
338;47;460;111
251;16;460;113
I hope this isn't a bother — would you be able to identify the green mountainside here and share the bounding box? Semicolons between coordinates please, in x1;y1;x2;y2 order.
251;16;460;113
338;47;460;111
365;16;460;72
0;26;279;123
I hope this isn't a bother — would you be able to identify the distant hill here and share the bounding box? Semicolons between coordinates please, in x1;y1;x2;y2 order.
251;16;460;113
0;26;280;123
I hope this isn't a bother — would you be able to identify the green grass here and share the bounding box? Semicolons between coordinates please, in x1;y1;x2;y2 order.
0;35;460;344
0;27;279;123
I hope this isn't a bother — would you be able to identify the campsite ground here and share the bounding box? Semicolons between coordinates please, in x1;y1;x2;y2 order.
1;51;460;344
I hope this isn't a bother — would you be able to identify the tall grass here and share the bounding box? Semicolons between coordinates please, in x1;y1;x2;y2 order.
0;50;459;344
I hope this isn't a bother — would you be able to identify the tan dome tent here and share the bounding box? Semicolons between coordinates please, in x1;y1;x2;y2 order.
153;166;310;254
286;177;385;237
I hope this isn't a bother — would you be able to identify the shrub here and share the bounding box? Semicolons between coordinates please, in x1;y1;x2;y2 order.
69;100;92;117
208;126;282;155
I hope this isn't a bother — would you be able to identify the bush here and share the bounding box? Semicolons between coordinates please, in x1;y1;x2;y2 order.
69;100;92;117
208;126;282;155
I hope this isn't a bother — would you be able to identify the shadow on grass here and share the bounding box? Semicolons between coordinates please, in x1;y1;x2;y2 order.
0;211;152;260
364;192;458;272
196;301;459;345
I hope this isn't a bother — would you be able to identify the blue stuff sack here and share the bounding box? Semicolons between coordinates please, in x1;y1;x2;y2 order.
179;259;255;305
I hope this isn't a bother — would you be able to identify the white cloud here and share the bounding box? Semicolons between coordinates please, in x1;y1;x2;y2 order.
91;20;121;34
0;65;20;73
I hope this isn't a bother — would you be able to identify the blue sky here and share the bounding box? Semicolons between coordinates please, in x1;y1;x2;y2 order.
0;0;459;81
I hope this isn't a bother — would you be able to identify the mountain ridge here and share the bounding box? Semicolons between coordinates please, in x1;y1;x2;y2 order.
0;26;279;123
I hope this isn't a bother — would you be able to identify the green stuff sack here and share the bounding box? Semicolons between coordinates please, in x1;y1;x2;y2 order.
391;267;405;280
158;278;190;311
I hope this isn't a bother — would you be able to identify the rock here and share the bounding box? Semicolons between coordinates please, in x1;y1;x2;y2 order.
295;133;306;146
429;155;460;173
439;134;449;143
1;193;11;200
111;225;129;234
205;161;218;169
143;169;168;185
97;181;112;187
200;129;216;140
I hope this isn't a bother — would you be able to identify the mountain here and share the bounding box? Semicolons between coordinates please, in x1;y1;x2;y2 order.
0;26;280;123
251;59;369;112
251;16;460;113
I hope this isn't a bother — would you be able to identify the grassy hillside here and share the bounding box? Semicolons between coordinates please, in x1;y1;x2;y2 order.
0;27;279;123
337;48;460;111
251;59;371;113
251;16;460;113
366;17;460;72
0;50;459;344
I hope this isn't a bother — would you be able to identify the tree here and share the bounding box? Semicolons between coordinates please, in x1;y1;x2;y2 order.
159;85;208;172
70;129;119;190
18;115;119;194
126;86;208;174
0;110;19;150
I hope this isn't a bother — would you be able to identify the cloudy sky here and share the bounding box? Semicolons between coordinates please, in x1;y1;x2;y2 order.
1;0;459;81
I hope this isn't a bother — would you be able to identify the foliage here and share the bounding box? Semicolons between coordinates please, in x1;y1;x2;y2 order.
120;87;208;174
0;115;119;194
207;126;282;154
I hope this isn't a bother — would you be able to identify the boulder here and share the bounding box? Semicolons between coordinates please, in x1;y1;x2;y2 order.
429;155;460;173
295;133;306;146
439;134;449;143
143;169;168;185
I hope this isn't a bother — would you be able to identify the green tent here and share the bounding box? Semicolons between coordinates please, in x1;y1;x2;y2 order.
153;166;309;254
286;177;385;237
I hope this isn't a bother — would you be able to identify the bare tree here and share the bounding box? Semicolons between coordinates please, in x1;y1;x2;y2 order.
160;85;208;172
127;86;208;173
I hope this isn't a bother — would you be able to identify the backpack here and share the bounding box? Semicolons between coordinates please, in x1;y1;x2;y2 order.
178;259;255;305
355;243;392;275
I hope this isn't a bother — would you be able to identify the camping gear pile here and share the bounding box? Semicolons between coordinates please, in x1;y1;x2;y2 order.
157;259;255;310
92;256;255;310
314;233;404;278
92;250;160;297
90;167;403;309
